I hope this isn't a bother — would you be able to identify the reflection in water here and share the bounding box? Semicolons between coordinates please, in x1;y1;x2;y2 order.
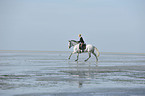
68;61;98;88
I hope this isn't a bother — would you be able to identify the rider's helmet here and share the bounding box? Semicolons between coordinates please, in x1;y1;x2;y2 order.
78;34;81;37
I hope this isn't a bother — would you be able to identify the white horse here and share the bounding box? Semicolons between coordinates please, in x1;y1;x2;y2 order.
68;40;100;61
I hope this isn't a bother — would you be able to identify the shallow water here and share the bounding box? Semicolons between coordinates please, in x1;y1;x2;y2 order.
0;51;145;96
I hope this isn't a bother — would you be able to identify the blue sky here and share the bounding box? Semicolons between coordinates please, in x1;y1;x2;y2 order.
0;0;145;53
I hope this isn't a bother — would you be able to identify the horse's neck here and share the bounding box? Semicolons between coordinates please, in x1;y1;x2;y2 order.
72;41;78;46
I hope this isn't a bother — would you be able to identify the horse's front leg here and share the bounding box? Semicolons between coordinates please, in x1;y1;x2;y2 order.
68;52;73;59
75;53;79;61
85;52;91;62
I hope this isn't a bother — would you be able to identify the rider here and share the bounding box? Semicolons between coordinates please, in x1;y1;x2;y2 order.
78;34;85;52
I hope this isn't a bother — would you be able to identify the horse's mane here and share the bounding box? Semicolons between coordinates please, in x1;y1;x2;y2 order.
70;40;79;44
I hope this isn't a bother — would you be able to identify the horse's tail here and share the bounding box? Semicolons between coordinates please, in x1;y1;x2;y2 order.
94;47;100;57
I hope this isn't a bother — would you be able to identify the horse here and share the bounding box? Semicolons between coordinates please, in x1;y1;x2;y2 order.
68;40;100;61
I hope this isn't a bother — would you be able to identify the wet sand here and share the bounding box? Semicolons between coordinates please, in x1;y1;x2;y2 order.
0;51;145;96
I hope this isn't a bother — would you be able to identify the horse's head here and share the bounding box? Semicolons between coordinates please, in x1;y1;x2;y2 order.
68;40;72;49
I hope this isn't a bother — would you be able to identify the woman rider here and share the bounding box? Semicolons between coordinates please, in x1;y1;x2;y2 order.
78;34;85;52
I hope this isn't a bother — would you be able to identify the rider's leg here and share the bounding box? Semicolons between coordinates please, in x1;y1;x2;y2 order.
81;43;84;52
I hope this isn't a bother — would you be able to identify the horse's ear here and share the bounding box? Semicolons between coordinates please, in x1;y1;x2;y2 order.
68;40;70;42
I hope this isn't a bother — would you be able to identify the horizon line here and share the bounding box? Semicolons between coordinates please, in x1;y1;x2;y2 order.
0;50;145;55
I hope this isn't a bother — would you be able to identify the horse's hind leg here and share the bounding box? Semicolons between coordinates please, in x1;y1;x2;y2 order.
85;52;91;62
92;52;98;61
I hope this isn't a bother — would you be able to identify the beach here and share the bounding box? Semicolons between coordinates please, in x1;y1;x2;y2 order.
0;51;145;96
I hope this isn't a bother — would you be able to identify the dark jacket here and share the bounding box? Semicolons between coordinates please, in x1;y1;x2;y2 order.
78;37;84;43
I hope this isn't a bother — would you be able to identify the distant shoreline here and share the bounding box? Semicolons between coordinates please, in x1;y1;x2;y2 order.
0;50;145;55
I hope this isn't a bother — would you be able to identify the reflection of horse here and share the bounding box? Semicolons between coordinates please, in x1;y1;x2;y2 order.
68;40;100;61
67;61;98;88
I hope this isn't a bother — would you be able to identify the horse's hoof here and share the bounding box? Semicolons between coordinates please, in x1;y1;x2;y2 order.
68;58;70;59
75;60;78;61
84;60;87;62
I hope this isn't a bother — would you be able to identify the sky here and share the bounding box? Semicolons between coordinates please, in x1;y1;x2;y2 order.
0;0;145;53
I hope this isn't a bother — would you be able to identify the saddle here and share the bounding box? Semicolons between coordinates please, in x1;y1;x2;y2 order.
79;43;86;51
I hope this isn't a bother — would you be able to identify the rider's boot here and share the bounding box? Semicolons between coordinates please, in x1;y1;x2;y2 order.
82;50;84;52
